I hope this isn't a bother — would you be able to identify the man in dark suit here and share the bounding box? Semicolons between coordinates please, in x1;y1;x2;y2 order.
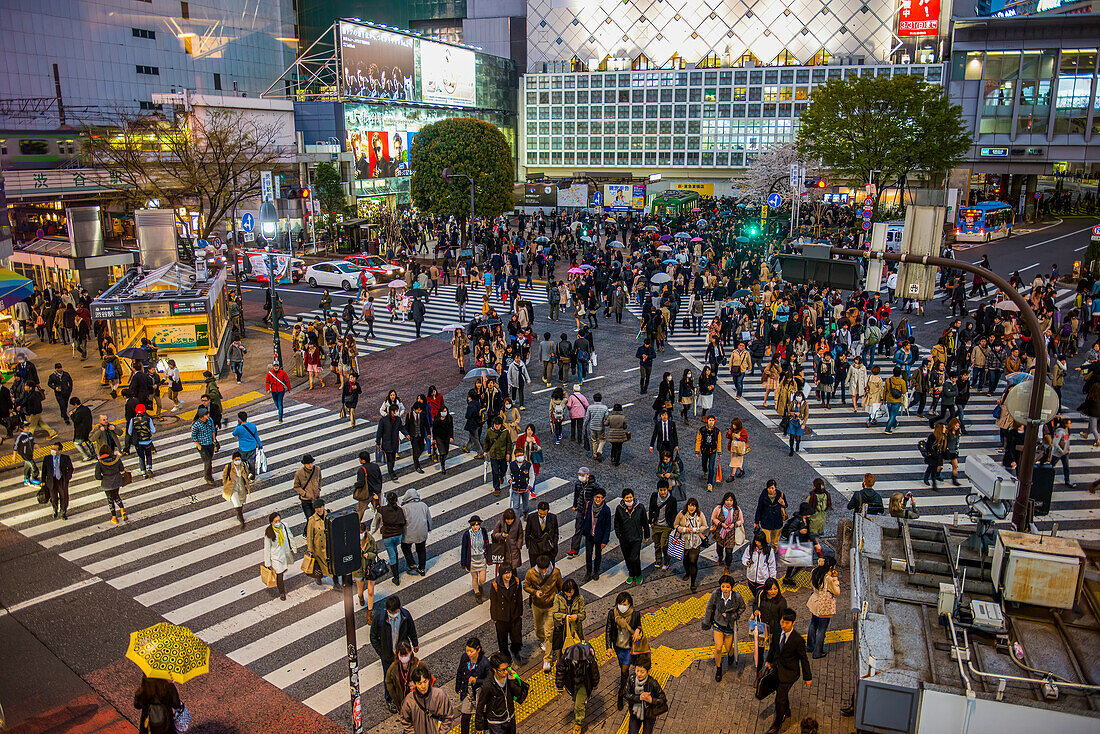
649;408;679;455
352;450;383;518
375;406;407;481
525;501;559;567
761;609;812;734
40;440;74;520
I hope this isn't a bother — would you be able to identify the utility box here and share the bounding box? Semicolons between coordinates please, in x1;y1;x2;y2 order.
896;205;945;301
992;531;1085;609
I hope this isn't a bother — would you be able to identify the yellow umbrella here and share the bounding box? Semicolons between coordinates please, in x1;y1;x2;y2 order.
126;622;210;683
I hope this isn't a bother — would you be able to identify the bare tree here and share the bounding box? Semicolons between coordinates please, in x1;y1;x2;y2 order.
737;142;822;201
84;108;290;239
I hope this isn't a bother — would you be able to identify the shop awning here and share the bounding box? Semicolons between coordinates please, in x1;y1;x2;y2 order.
0;268;34;311
9;237;137;271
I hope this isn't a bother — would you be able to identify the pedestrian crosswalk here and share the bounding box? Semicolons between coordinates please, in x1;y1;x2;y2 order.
627;299;1100;541
289;283;550;359
0;397;640;726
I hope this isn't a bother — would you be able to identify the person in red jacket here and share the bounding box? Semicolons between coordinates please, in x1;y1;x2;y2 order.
265;363;289;422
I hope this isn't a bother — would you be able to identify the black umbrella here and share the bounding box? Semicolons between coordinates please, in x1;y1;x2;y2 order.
117;347;151;361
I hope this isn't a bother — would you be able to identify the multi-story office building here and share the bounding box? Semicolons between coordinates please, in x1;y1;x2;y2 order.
519;0;949;186
948;14;1099;214
0;0;297;128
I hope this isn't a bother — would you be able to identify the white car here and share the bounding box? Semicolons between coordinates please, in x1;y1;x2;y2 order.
304;261;374;291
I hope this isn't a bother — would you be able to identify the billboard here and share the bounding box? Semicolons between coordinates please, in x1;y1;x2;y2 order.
897;0;939;37
420;40;476;107
348;130;415;180
557;184;588;208
604;184;646;212
514;183;557;207
339;22;415;101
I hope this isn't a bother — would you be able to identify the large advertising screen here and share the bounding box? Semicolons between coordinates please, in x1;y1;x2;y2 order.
897;0;940;37
557;184;589;208
339;22;415;101
348;130;415;180
420;40;476;107
604;184;646;212
513;183;557;207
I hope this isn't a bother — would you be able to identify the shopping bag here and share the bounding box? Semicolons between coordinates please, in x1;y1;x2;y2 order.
259;565;277;588
255;447;268;475
591;351;598;368
715;462;723;483
488;542;507;565
174;703;192;732
666;532;685;561
301;553;316;575
777;538;814;568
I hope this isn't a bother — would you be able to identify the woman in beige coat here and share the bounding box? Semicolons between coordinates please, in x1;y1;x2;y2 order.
223;450;252;528
845;360;868;413
451;328;470;374
863;365;885;426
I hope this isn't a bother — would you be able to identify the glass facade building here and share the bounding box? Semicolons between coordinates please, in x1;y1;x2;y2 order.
949;15;1100;177
0;0;296;128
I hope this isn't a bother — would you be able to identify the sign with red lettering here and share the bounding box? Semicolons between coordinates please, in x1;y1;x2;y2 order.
897;0;939;37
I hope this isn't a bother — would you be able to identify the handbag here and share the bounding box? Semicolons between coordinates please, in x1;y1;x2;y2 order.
174;703;192;733
530;447;544;463
666;532;685;561
120;470;133;487
259;565;277;588
732;441;750;456
992;404;1002;420
488;541;507;565
734;525;746;547
36;486;49;504
779;415;790;433
367;557;390;581
301;553;316;575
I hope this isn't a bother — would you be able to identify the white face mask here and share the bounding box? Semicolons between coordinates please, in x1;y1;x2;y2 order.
624;499;634;507
577;476;585;483
616;603;629;613
399;655;411;664
233;459;241;466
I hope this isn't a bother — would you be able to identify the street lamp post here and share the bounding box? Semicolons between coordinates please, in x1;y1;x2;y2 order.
258;199;284;368
442;167;476;261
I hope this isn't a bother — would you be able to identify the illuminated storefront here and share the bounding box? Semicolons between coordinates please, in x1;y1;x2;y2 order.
271;19;517;211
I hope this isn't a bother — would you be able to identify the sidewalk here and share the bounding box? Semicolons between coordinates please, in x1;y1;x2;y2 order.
0;524;345;734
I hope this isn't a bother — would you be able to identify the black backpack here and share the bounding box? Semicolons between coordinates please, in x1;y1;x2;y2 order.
133;416;152;443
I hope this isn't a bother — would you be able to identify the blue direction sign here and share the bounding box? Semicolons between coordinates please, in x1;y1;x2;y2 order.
196;239;210;249
767;193;782;208
241;212;255;232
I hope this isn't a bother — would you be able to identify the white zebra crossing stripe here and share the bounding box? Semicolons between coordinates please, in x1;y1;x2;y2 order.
625;297;1100;537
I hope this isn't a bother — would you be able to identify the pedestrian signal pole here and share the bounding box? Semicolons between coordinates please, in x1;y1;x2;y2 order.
343;575;364;734
830;246;1047;532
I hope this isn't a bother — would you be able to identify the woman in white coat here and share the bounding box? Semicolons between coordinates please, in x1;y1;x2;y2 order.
263;511;296;601
845;359;868;413
741;531;778;605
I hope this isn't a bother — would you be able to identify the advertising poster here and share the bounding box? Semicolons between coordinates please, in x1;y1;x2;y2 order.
339;22;415;101
604;184;646;212
556;184;588;208
348;130;414;180
420;40;476;107
674;182;715;196
897;0;940;37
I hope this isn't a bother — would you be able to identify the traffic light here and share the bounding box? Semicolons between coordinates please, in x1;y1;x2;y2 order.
285;186;311;200
816;179;827;189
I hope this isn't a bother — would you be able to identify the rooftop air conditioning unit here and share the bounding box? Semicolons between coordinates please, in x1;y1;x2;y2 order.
992;530;1085;609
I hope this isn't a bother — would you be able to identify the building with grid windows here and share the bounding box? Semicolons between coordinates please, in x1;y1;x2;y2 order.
519;0;950;184
520;63;945;182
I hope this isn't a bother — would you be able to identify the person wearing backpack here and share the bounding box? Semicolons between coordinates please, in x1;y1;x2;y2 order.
554;628;600;734
126;404;157;478
882;367;908;434
102;349;123;398
134;675;183;734
860;317;881;368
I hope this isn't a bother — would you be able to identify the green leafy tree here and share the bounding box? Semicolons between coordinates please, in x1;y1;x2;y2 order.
410;118;513;235
313;161;348;216
796;75;970;217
